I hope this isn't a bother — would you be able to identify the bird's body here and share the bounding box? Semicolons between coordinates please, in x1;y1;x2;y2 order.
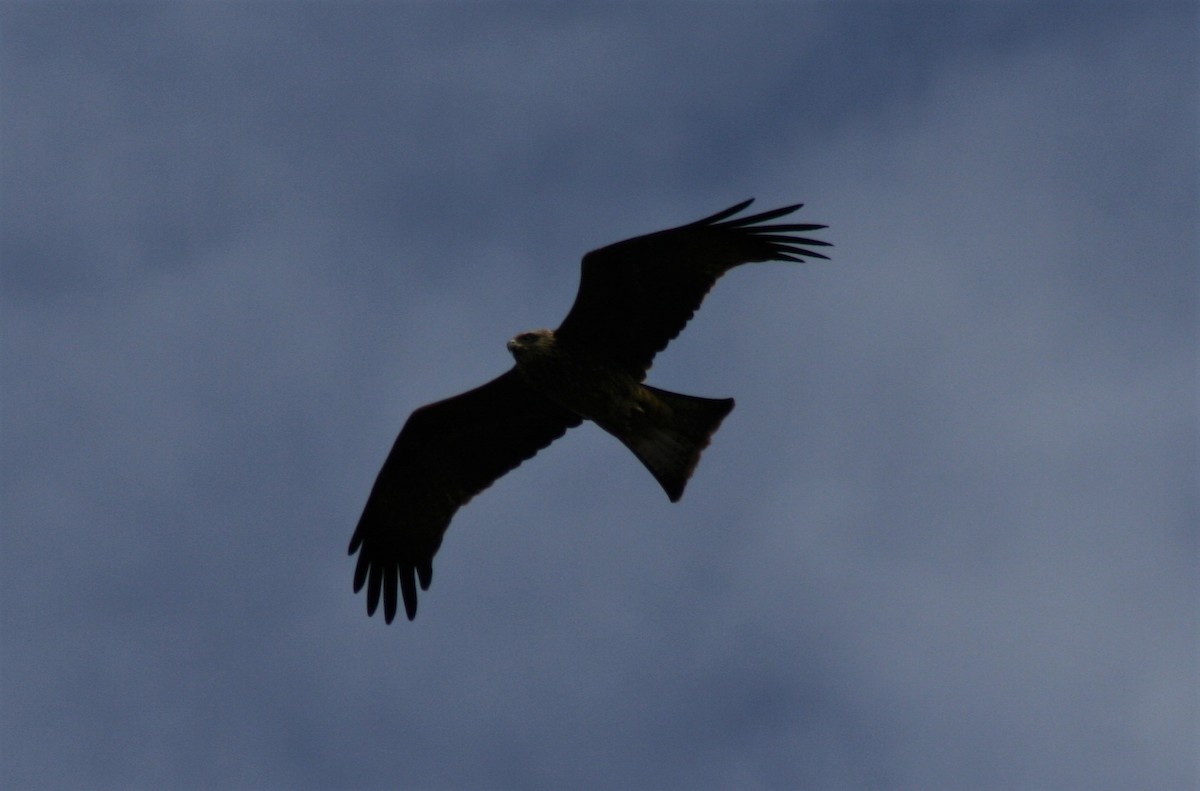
507;329;637;422
508;327;735;503
350;199;830;622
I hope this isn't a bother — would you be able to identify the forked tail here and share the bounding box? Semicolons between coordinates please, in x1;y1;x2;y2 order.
612;385;734;502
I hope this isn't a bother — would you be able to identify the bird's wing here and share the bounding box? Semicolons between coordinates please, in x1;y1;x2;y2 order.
554;199;830;377
348;368;582;622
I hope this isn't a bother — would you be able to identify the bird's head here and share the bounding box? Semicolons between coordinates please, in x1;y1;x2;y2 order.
507;329;556;363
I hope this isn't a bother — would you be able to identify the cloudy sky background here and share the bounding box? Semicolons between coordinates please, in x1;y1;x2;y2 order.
2;3;1196;789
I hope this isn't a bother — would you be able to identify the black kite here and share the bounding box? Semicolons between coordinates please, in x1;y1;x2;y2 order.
350;199;830;621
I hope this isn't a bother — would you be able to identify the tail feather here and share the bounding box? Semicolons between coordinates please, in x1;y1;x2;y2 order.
611;385;734;502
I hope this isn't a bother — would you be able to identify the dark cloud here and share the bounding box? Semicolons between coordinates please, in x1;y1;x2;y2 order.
2;3;1195;789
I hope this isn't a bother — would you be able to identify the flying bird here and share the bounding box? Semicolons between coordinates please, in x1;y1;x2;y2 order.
350;199;830;622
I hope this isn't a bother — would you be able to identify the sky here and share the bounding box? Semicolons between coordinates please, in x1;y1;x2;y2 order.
2;3;1196;789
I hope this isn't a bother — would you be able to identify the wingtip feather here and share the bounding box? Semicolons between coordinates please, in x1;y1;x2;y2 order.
369;559;385;601
384;569;398;623
696;198;755;226
721;203;804;227
401;569;418;621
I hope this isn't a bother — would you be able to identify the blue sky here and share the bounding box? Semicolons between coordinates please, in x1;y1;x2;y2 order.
2;3;1196;789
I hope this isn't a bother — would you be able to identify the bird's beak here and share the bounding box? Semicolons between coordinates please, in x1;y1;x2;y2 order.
506;339;518;352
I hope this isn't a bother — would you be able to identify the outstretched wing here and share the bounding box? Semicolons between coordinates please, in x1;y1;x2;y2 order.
349;369;582;622
555;199;830;377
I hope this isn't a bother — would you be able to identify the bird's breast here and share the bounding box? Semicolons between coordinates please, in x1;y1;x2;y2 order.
514;343;641;425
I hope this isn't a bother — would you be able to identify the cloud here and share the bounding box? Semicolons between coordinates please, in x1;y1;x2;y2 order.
2;4;1194;789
